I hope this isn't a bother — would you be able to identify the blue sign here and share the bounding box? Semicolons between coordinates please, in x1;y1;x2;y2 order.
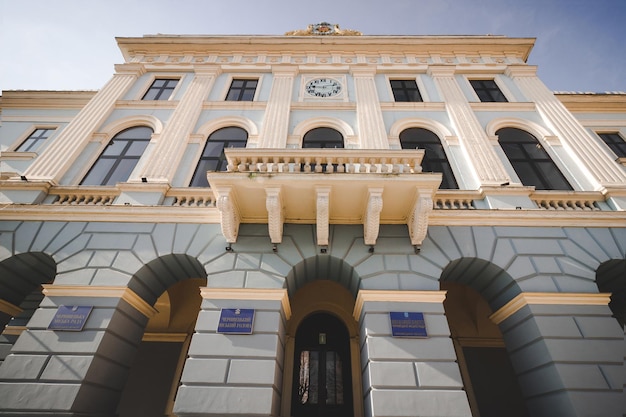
217;308;255;334
389;312;427;338
48;306;93;331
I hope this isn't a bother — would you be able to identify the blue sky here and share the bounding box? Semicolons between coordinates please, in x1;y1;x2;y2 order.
1;0;624;93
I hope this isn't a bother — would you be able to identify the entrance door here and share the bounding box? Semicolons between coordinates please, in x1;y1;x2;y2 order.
292;313;353;417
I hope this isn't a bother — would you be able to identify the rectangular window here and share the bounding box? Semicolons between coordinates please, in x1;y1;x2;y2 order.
142;78;178;100
390;79;423;102
598;132;626;158
226;79;258;101
470;79;508;102
15;128;55;152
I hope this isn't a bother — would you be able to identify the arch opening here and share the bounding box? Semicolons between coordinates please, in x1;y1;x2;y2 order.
596;259;626;329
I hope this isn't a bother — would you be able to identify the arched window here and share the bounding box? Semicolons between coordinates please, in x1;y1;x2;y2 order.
400;128;458;189
497;127;572;190
302;127;344;148
190;127;248;187
81;126;152;186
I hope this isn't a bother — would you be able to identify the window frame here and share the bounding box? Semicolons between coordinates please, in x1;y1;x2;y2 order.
224;77;259;102
140;76;181;101
596;131;626;160
10;126;57;153
389;78;424;102
468;77;509;103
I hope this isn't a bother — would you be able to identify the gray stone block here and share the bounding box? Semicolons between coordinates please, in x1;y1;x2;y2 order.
415;361;464;388
188;333;280;359
180;358;228;384
245;271;284;288
174;385;276;415
367;361;417;388
0;382;80;410
365;336;456;361
369;389;471;416
228;359;278;385
574;316;624;339
206;270;246;288
13;330;105;354
39;355;93;381
555;363;610;390
599;363;625;390
0;354;48;379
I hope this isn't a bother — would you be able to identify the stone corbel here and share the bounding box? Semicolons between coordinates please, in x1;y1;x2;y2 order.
266;187;284;244
215;186;240;243
316;187;331;246
363;188;384;246
407;189;434;250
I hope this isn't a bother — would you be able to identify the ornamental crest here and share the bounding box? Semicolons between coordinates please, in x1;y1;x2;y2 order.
285;22;362;36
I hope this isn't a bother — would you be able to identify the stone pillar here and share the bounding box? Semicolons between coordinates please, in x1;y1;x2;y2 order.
257;67;297;148
354;290;472;417
491;292;623;417
22;64;145;185
429;66;510;186
351;68;388;149
507;65;626;190
139;66;221;183
0;285;156;416
174;288;290;417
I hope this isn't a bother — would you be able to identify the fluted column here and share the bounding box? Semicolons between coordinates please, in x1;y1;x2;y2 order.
23;64;144;184
140;67;220;182
352;68;388;149
429;66;510;186
507;65;626;189
257;67;297;148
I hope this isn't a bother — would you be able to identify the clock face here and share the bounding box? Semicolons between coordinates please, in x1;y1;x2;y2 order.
305;78;342;98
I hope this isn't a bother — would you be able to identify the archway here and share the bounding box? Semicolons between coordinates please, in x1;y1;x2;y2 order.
117;254;207;417
596;259;626;328
281;255;363;417
440;258;528;417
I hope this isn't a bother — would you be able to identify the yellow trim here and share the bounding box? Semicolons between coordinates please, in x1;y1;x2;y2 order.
142;332;188;342
200;287;291;320
353;290;447;321
42;285;158;318
0;299;23;316
1;325;27;336
490;292;612;324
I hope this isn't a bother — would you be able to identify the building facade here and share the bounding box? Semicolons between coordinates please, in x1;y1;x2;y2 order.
0;23;625;417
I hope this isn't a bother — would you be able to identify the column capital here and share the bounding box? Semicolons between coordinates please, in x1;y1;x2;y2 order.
354;290;447;321
505;64;538;78
200;287;291;319
427;65;456;78
113;63;146;76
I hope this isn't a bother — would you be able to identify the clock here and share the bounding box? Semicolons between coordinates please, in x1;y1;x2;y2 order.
305;78;342;98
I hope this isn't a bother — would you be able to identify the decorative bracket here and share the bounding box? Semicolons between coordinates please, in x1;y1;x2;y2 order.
215;186;240;244
363;188;384;246
407;189;434;249
265;187;284;244
316;187;331;246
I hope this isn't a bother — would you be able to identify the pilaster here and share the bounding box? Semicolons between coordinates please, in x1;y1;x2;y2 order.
351;68;388;149
354;290;472;417
258;67;297;148
507;65;626;190
174;288;290;417
140;66;221;182
429;66;511;186
23;64;145;184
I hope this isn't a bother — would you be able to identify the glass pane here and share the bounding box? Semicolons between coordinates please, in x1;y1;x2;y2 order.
241;89;255;101
521;143;547;159
81;159;116;185
125;140;150;157
101;140;127;156
202;142;225;157
298;351;319;405
210;127;248;141
117;127;153;139
105;158;138;185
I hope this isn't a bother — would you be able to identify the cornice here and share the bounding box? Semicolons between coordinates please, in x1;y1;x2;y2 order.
556;93;626;113
0;90;96;109
353;290;447;320
490;292;612;324
42;285;158;318
0;203;624;227
200;287;291;319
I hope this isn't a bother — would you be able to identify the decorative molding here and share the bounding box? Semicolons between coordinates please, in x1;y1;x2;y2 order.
353;290;447;321
200;287;291;319
316;187;331;246
142;332;188;342
363;188;383;245
0;299;23;316
266;187;284;244
1;326;27;336
41;285;158;318
214;186;240;243
407;190;434;247
490;292;613;324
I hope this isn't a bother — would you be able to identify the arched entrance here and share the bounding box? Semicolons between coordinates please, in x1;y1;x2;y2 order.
281;278;362;417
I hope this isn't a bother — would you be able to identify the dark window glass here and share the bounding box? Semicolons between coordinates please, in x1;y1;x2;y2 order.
81;126;152;186
390;79;423;102
226;79;258;101
142;79;178;100
190;127;248;187
470;79;508;102
400;128;458;189
497;127;572;190
302;127;344;148
15;128;55;152
598;132;626;158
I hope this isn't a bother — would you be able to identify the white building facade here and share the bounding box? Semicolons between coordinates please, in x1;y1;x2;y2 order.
0;24;625;417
